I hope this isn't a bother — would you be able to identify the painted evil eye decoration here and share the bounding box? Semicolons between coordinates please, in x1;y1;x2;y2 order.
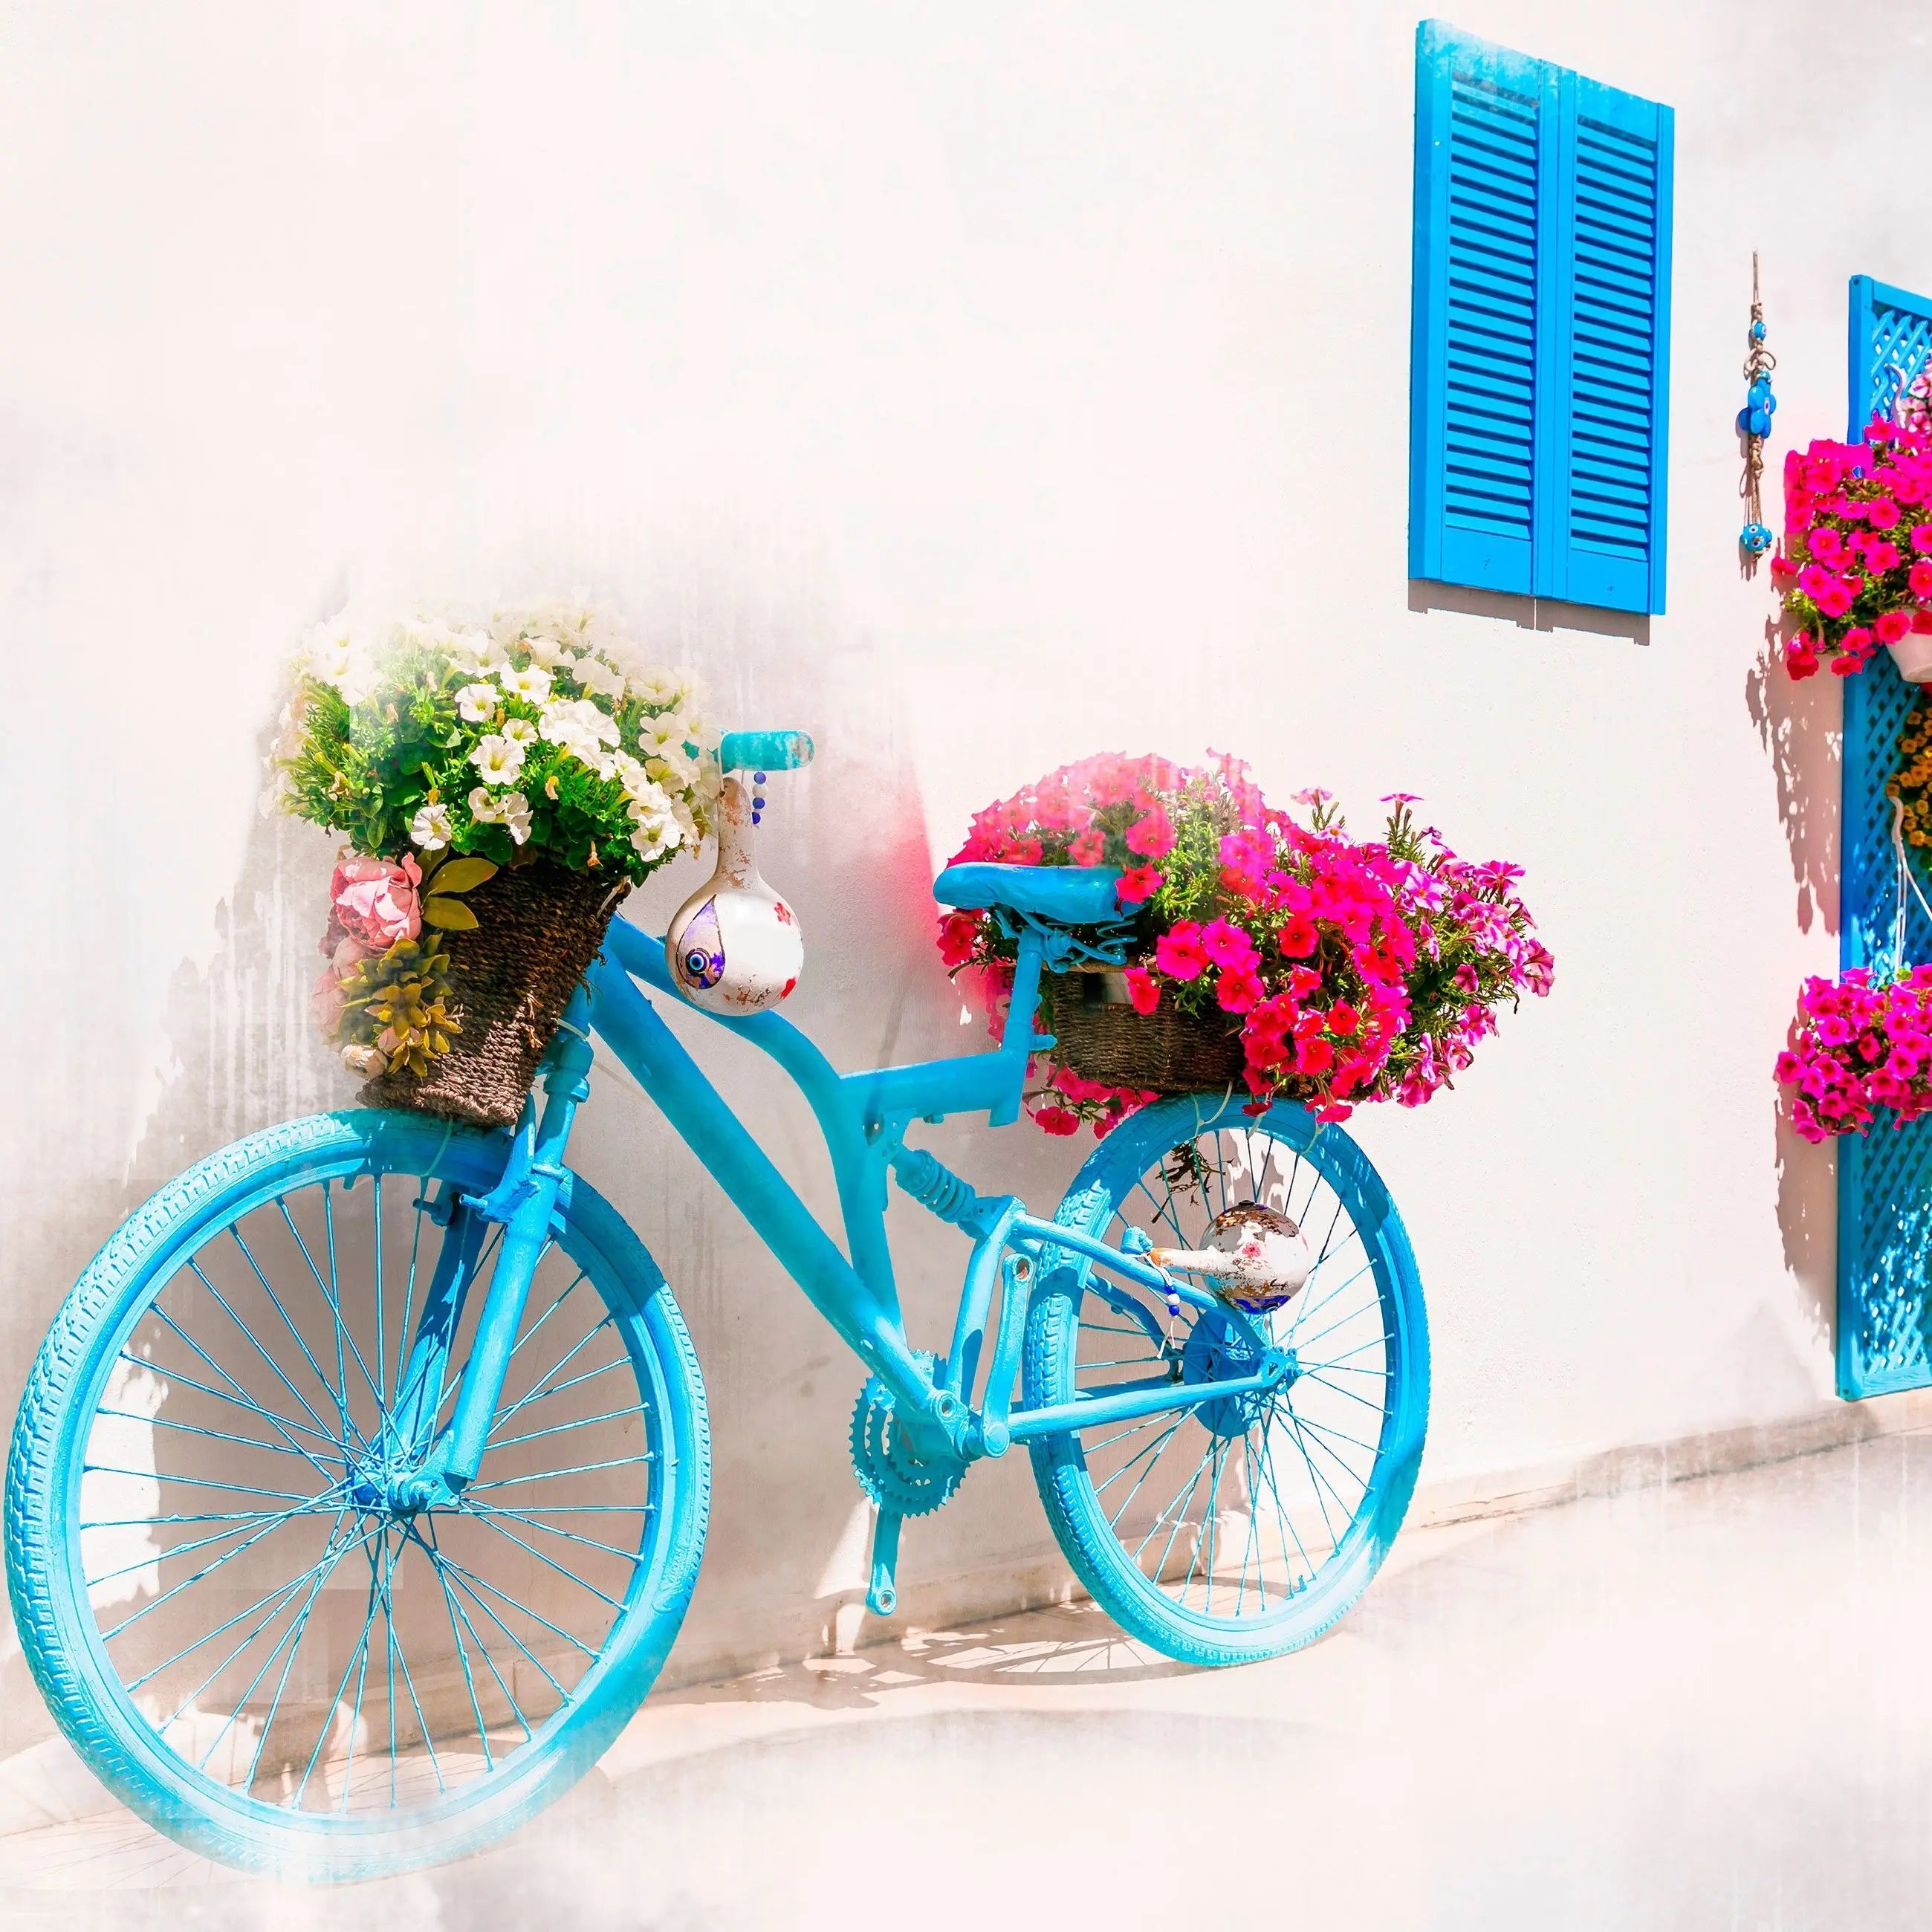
1741;521;1774;554
675;898;726;989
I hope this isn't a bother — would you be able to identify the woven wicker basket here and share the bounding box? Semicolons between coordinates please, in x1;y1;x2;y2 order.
361;860;629;1130
1045;968;1245;1094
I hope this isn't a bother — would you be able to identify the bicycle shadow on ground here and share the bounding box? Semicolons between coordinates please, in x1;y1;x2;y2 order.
654;1595;1197;1711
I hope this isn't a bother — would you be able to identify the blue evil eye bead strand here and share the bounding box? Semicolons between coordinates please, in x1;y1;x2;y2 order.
1740;252;1778;563
752;768;767;826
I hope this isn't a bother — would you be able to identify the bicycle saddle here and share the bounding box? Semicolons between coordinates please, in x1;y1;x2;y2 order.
931;862;1124;927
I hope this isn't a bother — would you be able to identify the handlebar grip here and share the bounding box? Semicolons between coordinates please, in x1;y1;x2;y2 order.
720;730;814;774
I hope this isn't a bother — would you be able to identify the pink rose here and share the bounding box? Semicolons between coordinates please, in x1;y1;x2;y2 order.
310;965;348;1038
330;853;422;949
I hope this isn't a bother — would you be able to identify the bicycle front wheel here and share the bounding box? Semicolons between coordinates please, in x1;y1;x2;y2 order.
1023;1094;1427;1667
5;1109;709;1881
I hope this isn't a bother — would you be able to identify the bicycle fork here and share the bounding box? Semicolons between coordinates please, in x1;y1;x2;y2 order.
375;1000;596;1514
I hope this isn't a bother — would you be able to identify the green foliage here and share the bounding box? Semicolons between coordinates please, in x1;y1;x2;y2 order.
273;607;716;885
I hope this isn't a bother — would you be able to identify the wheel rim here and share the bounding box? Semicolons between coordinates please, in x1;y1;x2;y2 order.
62;1145;669;1829
1055;1105;1420;1631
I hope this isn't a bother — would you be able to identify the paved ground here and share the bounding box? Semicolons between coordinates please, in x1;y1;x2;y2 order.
4;1432;1932;1930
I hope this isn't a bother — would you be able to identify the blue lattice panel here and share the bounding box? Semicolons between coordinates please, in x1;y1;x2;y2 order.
1838;279;1932;1397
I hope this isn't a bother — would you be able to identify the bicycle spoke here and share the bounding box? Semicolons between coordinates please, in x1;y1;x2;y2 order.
322;1183;391;1428
94;1406;349;1466
111;1352;343;1450
458;1501;645;1564
412;1535;578;1695
227;1228;357;1442
464;1453;657;1494
486;1313;617;1436
126;1515;379;1692
483;1403;649;1455
153;1303;349;1479
460;1511;626;1612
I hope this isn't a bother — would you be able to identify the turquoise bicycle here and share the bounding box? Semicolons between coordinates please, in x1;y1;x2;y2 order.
4;730;1428;1880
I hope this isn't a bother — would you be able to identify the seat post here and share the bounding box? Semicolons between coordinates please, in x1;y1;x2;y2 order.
991;929;1050;1126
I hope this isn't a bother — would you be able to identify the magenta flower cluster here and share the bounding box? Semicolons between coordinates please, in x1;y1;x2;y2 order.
940;754;1553;1135
1776;967;1932;1142
1774;424;1932;678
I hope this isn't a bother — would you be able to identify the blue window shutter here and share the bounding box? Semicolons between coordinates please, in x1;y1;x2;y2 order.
1838;277;1932;1399
1546;76;1674;614
1410;22;1552;595
1410;25;1672;614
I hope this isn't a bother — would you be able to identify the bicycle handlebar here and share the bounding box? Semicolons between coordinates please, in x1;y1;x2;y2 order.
720;730;814;774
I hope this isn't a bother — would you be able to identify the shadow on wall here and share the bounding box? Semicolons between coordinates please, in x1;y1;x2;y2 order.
1406;579;1652;646
0;537;1059;1756
1744;626;1840;938
1773;1101;1836;1362
1744;630;1841;1358
0;794;341;1754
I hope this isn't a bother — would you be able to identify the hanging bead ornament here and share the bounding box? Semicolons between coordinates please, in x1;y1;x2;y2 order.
1739;253;1777;561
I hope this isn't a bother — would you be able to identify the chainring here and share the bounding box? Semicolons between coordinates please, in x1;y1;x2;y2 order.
849;1352;967;1517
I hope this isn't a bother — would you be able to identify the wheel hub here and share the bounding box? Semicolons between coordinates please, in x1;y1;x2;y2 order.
348;1452;431;1519
1181;1311;1294;1439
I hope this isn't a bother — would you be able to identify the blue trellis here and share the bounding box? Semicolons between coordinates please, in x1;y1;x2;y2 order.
1837;276;1932;1397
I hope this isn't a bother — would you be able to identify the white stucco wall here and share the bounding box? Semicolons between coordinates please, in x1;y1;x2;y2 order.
0;0;1877;1730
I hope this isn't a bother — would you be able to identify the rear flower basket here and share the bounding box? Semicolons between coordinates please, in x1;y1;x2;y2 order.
1045;966;1245;1094
272;600;721;1130
940;756;1553;1135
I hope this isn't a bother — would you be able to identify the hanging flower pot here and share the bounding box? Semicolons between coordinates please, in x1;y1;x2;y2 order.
1890;628;1932;683
273;600;722;1129
1772;426;1932;680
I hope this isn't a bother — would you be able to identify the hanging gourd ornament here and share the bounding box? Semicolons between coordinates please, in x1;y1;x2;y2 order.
1738;255;1777;559
1147;1202;1314;1314
664;772;803;1013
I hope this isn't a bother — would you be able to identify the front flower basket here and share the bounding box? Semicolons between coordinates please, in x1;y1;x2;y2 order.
360;861;628;1129
1046;968;1244;1095
273;599;723;1133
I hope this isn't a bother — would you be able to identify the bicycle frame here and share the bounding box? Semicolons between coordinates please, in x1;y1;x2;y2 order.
403;912;1285;1511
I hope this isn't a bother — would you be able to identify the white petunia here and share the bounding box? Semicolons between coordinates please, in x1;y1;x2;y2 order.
499;663;554;704
469;734;526;786
468;785;505;823
470;786;533;843
539;696;622;767
522;633;567;668
500;716;538;746
678;709;721;751
646;746;698;791
637;713;688;757
455;682;499;723
629;667;682;708
629;813;683;860
573;653;626;701
502;791;533;844
442;628;491;672
410;803;453;850
626;779;674;822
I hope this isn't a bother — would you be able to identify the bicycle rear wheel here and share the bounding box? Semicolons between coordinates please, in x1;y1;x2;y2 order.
1023;1093;1427;1666
5;1110;709;1880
